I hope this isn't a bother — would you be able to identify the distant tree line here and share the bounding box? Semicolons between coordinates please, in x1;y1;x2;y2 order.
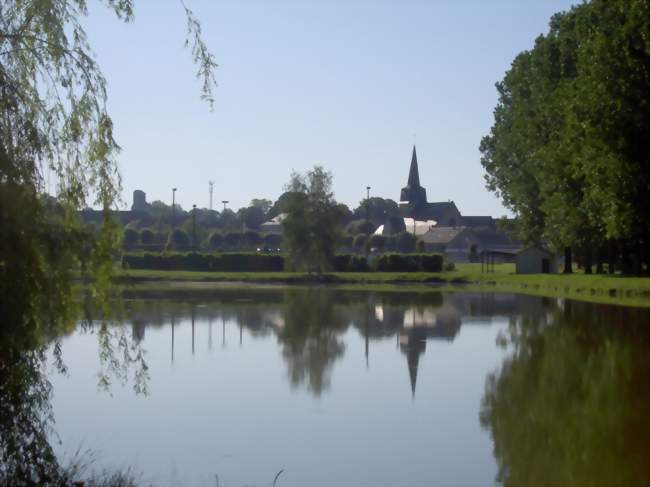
115;171;420;259
480;0;650;274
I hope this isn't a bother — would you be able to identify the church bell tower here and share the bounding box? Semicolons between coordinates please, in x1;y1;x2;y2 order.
399;146;427;209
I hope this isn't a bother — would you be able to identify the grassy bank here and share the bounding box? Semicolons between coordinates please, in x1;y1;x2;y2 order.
115;263;650;307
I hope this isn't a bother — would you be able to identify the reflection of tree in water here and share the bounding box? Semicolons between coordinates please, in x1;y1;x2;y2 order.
0;347;62;483
277;289;348;396
481;301;650;486
0;288;149;483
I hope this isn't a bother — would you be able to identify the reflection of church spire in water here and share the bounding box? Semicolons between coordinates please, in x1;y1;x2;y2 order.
399;329;426;398
407;346;420;397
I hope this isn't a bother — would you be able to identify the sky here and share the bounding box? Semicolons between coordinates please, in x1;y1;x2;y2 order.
81;0;577;216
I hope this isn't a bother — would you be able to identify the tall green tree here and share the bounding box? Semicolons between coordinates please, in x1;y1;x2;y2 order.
480;0;650;273
282;166;343;273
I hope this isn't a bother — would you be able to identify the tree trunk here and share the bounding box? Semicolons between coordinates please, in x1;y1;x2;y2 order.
634;241;642;276
596;246;604;274
608;240;616;274
621;241;633;275
584;245;592;274
563;247;573;274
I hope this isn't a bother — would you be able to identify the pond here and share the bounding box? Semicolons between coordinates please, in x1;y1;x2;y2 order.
45;288;650;486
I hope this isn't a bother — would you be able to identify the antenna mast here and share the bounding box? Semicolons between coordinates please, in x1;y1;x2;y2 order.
208;181;215;210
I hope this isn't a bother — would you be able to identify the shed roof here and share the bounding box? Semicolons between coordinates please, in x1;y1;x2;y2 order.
419;226;468;244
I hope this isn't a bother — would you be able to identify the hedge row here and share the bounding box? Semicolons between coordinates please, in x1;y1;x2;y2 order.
122;252;443;273
122;252;284;272
374;253;443;272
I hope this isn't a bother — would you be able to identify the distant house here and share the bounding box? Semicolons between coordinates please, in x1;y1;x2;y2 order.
419;226;479;261
260;213;287;235
516;246;557;274
416;225;521;263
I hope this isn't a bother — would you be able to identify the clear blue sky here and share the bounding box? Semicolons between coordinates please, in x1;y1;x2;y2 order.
83;0;577;216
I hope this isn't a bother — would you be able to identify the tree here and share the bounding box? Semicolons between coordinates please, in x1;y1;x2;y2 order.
208;231;223;250
249;198;273;213
480;0;650;274
353;234;368;253
268;191;297;219
396;232;416;253
282;166;343;273
1;0;217;311
352;197;400;221
238;205;267;230
167;228;190;249
0;1;217;481
345;219;375;236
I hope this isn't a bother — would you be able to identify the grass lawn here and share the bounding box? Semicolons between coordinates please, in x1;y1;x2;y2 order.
115;263;650;307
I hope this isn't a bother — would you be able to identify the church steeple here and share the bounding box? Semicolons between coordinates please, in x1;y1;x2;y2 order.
407;145;420;188
399;145;427;207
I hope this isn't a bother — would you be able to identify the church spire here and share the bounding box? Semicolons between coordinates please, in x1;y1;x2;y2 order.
399;145;427;206
407;145;420;188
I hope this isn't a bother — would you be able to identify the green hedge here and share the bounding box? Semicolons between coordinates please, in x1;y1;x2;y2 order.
333;254;370;272
375;253;443;272
122;252;284;272
122;252;443;273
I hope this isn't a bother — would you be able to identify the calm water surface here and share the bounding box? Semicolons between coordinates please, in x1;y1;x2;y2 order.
48;289;650;487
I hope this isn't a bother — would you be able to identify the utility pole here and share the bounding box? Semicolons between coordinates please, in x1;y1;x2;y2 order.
172;188;177;229
208;181;215;211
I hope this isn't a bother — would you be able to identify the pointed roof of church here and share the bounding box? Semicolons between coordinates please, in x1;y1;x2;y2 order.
407;145;421;188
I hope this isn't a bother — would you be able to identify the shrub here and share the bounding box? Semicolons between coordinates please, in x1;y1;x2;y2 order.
167;228;190;249
332;254;370;272
369;234;387;252
396;232;416;253
121;251;441;273
339;234;353;249
375;253;442;272
123;228;139;246
352;234;367;252
208;231;224;250
263;233;282;249
122;252;285;272
243;230;262;248
140;228;155;245
224;232;242;249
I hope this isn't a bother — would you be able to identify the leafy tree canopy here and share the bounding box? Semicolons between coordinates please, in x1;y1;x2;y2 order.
480;0;650;272
282;166;343;273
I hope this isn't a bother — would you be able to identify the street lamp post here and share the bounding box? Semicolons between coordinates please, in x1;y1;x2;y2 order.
222;200;228;212
366;186;371;222
192;204;197;249
172;188;177;229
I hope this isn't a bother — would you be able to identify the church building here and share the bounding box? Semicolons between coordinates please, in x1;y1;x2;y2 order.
373;146;520;261
398;146;492;228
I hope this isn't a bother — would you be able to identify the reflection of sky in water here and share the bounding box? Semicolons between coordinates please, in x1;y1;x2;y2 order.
47;292;538;487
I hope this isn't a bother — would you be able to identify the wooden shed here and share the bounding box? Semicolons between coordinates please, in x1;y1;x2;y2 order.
516;246;557;274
